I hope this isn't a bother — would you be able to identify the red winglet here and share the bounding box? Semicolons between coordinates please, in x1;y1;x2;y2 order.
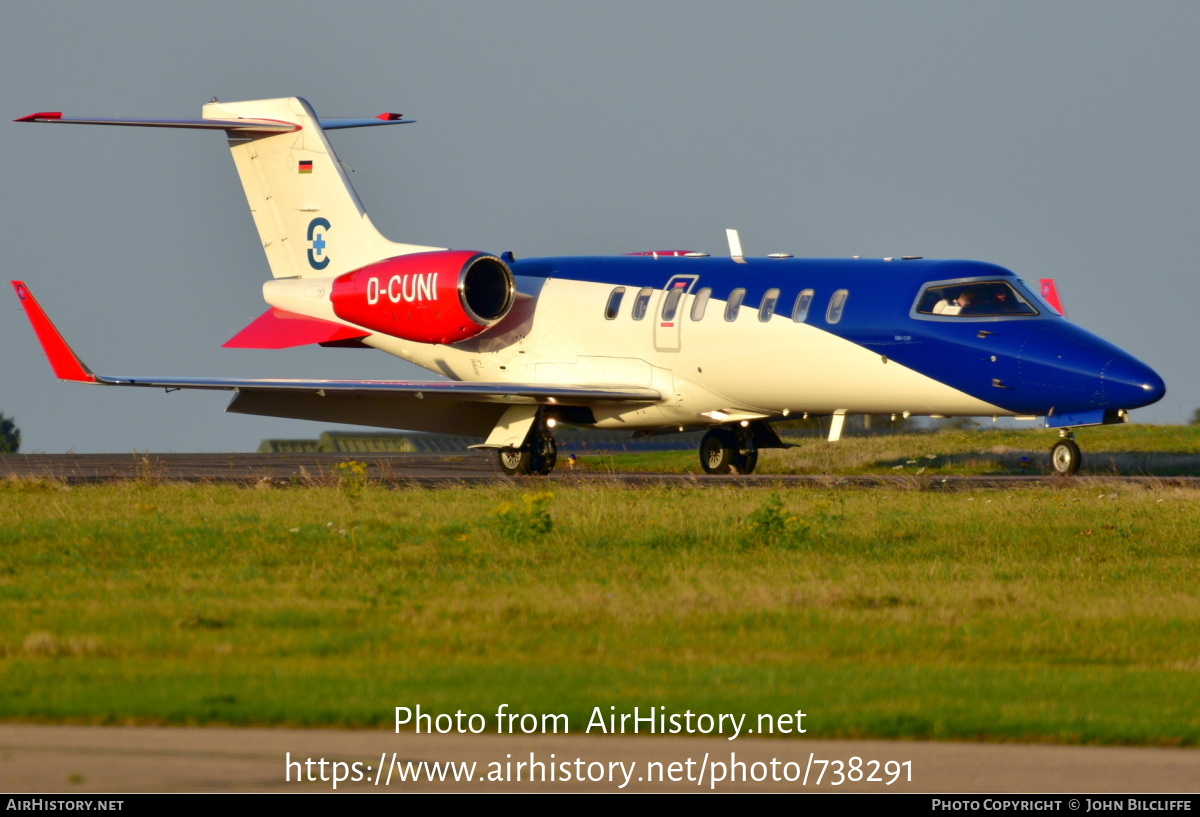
11;281;97;382
375;112;404;121
14;112;63;123
1039;278;1067;317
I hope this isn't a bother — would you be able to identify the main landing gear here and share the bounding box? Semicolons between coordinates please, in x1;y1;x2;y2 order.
1050;431;1082;476
496;427;557;476
494;418;784;477
699;425;759;475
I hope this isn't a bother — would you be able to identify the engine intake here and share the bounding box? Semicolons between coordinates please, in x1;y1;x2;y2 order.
330;250;515;345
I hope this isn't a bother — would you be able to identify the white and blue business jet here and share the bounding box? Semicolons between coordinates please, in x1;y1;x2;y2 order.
12;97;1165;476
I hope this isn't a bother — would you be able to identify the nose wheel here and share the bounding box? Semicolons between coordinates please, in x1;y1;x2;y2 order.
1050;435;1081;476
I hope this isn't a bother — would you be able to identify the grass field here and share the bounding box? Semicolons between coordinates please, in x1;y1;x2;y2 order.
2;466;1198;745
573;424;1200;476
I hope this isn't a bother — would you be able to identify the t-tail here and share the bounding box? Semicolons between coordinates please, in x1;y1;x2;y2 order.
16;97;442;279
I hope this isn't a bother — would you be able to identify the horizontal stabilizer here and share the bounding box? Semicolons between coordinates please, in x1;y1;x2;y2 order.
322;114;415;130
14;111;413;132
224;308;368;349
14;112;299;132
18;98;440;280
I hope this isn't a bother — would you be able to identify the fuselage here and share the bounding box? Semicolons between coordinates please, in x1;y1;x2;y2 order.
331;254;1165;431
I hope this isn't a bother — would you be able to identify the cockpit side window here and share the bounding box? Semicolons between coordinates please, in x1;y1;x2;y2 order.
915;280;1038;317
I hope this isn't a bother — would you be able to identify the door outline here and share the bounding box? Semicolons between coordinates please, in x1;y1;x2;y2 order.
654;274;699;352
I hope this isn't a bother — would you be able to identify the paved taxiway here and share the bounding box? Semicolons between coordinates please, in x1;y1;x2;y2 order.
3;724;1199;793
1;453;1197;486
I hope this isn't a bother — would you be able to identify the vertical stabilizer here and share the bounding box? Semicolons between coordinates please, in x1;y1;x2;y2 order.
202;97;442;278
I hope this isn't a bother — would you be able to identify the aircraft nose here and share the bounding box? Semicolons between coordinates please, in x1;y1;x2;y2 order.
1103;353;1166;409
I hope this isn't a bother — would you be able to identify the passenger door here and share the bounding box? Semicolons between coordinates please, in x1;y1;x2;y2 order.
653;274;699;352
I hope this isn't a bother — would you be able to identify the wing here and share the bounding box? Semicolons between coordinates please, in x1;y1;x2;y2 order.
11;281;659;438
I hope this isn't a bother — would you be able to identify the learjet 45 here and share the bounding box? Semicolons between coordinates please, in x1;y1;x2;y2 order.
12;98;1166;475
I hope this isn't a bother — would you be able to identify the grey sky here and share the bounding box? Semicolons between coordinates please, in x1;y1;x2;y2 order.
3;1;1196;452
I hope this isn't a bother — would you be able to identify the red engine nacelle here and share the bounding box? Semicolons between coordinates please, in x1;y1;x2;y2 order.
330;250;515;345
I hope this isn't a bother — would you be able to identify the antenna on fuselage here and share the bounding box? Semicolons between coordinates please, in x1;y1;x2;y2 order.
726;228;747;264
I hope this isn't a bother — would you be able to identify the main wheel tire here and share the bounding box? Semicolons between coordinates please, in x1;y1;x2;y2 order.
1051;439;1082;476
497;447;534;476
532;433;557;476
733;450;759;475
700;428;738;474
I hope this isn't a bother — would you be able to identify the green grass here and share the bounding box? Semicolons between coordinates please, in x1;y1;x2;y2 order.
570;424;1200;475
1;478;1198;744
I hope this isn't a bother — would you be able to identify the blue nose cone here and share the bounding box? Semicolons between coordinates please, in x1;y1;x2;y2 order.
1103;352;1166;410
995;322;1166;416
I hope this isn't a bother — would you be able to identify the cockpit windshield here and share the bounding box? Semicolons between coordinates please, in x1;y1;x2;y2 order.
914;280;1038;317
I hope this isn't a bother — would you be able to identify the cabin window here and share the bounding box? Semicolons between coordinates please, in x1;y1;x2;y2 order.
631;287;653;320
661;287;684;322
792;289;814;323
826;289;849;324
691;287;712;320
604;287;625;320
914;280;1038;317
724;288;746;321
758;288;780;322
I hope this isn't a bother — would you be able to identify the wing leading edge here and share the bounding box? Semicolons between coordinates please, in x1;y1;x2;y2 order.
11;282;659;438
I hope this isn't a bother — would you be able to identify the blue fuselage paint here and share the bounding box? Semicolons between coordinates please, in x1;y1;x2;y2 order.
509;254;1165;418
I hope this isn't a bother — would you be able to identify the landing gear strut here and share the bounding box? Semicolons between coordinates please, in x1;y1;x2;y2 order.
699;425;759;475
1051;431;1081;476
497;426;557;476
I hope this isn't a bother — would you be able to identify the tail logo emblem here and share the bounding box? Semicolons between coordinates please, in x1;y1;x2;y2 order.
307;218;331;271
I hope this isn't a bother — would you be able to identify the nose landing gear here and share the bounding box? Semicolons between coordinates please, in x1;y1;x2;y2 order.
1050;431;1081;476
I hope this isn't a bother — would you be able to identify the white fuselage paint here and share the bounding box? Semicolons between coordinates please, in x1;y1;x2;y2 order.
267;275;1008;430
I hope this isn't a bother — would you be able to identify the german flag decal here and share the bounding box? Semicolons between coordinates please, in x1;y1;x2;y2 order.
298;160;314;174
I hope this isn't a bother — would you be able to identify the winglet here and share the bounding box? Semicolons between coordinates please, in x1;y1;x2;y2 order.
14;111;63;123
1039;278;1067;317
11;281;97;382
